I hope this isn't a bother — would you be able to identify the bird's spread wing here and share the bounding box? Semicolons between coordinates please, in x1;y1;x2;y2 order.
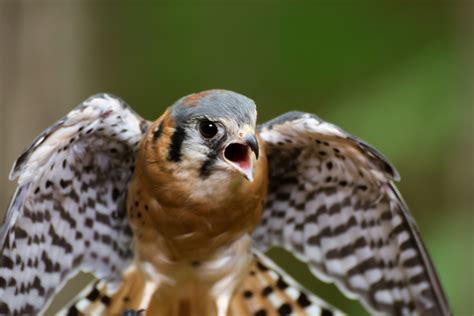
0;94;148;315
253;112;450;315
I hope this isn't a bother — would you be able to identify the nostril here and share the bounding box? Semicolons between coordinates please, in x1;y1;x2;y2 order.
224;143;249;164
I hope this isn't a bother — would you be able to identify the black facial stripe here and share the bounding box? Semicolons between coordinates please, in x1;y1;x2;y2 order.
199;153;217;178
168;126;186;162
153;122;163;141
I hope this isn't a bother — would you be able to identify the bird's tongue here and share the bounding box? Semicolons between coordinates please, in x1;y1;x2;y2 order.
238;159;250;170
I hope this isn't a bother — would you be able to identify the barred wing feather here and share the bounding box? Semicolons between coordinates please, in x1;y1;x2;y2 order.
0;94;148;315
253;112;450;315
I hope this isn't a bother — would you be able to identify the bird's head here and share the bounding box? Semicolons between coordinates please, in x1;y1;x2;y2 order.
135;89;267;248
148;89;260;185
170;89;259;182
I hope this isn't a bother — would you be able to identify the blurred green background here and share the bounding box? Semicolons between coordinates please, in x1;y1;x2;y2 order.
0;1;472;315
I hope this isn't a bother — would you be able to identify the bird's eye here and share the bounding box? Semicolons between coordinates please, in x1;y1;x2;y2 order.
199;120;218;138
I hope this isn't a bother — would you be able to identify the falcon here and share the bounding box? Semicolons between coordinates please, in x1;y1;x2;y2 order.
0;90;450;315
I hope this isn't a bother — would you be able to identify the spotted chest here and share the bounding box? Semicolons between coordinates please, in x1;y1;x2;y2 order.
121;110;268;315
127;112;268;258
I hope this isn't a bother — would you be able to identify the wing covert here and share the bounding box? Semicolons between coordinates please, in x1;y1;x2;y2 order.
0;94;148;315
254;112;450;315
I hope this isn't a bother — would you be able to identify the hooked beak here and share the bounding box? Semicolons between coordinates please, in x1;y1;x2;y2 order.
223;134;259;182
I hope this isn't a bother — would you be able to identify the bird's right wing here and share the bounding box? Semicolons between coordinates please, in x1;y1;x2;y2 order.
0;94;149;315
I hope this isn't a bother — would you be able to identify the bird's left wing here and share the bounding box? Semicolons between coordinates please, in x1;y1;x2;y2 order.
253;112;450;315
0;94;148;315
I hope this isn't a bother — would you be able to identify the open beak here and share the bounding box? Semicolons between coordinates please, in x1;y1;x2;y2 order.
223;134;259;181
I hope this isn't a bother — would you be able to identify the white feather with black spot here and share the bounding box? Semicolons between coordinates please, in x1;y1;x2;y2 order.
0;94;148;315
253;112;450;315
252;250;345;316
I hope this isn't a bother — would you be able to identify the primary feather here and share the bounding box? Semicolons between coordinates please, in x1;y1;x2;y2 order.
0;94;147;315
253;112;450;315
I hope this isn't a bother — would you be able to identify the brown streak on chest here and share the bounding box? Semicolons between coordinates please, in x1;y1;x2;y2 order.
125;110;268;316
128;113;267;262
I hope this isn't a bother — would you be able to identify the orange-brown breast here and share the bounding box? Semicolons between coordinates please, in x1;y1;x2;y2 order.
127;109;268;262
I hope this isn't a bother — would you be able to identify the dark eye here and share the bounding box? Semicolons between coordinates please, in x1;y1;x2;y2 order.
199;120;218;138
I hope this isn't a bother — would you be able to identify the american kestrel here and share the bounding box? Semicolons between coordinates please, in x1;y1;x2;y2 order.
0;90;450;316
